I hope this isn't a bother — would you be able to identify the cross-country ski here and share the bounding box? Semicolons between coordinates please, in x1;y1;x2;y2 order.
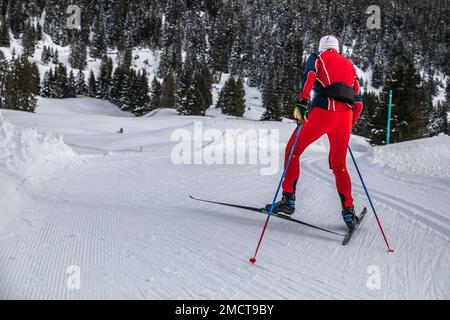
342;208;368;246
189;195;347;237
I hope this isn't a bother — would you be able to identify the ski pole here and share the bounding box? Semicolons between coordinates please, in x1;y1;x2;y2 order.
249;124;303;264
348;146;394;253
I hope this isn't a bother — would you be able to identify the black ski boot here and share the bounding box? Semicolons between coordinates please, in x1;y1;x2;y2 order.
265;192;296;215
342;206;359;232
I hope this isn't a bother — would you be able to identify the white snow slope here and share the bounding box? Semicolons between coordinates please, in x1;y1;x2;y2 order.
0;97;449;300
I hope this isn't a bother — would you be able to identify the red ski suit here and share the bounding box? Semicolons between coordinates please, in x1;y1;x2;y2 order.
282;49;363;207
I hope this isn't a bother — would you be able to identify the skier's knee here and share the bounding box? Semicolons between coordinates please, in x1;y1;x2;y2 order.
332;164;348;175
286;149;300;159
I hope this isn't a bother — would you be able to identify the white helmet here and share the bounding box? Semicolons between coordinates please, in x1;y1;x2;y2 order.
319;35;340;53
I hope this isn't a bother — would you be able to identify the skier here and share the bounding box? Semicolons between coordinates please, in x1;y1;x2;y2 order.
266;35;364;231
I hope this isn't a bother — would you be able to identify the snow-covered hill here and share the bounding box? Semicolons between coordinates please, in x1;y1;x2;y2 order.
0;98;448;299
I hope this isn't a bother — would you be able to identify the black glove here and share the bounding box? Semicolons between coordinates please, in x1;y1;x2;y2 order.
294;98;309;123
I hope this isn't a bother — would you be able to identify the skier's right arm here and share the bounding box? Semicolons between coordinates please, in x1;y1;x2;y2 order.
298;54;318;100
294;54;318;123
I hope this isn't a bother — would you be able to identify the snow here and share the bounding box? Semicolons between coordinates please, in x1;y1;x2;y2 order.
368;134;450;178
0;98;449;299
355;65;382;95
432;72;448;107
0;110;78;231
0;112;77;179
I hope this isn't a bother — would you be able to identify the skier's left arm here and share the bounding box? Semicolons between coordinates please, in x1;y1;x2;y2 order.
352;73;364;126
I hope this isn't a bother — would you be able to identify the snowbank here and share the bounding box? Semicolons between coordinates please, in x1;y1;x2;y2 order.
368;135;450;178
0;112;78;181
0;111;78;228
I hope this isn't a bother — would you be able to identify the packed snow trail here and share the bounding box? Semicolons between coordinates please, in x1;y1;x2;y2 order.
1;152;448;299
0;98;449;299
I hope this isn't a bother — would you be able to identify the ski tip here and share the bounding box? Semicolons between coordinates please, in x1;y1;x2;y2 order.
249;257;257;264
189;195;195;199
388;249;395;253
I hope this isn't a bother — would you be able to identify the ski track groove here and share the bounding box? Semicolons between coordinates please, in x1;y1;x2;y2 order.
0;151;448;299
301;154;449;299
303;155;450;237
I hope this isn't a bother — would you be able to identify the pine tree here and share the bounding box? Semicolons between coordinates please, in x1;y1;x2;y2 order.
44;0;70;46
47;67;58;98
428;101;449;136
216;77;234;114
35;24;43;42
426;69;449;136
176;66;207;116
110;66;125;105
90;19;107;59
141;2;162;48
217;77;246;117
159;0;183;76
370;58;428;145
184;9;207;71
76;70;87;96
132;70;151;115
216;77;229;111
67;70;77;98
41;46;51;65
5;55;39;112
195;66;213;108
111;0;127;51
371;44;385;89
261;79;282;121
22;23;36;57
210;2;234;74
69;41;87;71
150;76;162;109
0;50;8;108
0;22;10;47
40;70;51;98
280;93;296;120
112;52;135;111
120;47;133;70
190;87;206;116
118;68;134;112
88;70;97;98
31;61;40;97
97;56;113;99
52;49;59;64
176;67;194;115
53;63;69;98
232;77;246;117
160;73;176;109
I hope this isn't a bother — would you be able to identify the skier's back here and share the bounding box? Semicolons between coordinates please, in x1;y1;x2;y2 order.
268;35;364;232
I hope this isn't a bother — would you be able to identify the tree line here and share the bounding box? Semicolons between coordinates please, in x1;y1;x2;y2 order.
0;0;448;143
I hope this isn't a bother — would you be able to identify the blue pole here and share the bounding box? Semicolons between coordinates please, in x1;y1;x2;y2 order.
267;124;302;215
348;146;394;253
249;124;302;264
386;90;393;145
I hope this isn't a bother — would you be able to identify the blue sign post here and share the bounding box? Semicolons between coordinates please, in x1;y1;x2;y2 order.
386;90;393;145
